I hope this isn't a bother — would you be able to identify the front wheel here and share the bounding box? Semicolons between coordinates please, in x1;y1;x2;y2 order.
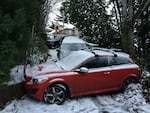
121;77;137;91
43;84;67;105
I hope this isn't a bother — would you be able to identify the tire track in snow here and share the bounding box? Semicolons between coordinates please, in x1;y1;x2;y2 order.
91;96;110;113
91;95;129;113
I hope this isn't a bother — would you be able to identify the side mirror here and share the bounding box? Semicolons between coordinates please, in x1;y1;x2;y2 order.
76;67;88;73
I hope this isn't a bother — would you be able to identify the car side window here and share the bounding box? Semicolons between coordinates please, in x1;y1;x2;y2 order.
80;57;108;69
111;57;130;65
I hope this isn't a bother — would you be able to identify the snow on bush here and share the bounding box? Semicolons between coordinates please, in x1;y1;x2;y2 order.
27;47;48;65
8;65;25;85
141;70;150;103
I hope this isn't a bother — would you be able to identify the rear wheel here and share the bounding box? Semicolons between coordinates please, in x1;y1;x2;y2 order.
43;84;67;105
121;77;137;91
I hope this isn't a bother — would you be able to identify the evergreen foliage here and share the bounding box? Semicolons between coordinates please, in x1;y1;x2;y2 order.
61;0;116;47
0;0;47;82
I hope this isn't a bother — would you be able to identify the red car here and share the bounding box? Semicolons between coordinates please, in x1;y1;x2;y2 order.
25;49;141;105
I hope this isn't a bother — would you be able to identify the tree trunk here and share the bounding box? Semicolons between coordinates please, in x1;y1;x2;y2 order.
121;0;128;52
128;0;135;55
121;0;134;55
112;0;121;38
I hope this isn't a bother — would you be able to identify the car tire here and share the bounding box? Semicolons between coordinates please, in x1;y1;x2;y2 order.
121;77;137;91
43;84;67;105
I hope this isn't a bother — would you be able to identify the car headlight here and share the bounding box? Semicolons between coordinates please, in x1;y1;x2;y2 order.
31;77;48;84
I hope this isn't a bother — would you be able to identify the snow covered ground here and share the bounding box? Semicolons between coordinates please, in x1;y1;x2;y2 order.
1;84;150;113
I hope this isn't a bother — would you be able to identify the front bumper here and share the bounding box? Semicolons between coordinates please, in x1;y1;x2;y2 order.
25;82;46;100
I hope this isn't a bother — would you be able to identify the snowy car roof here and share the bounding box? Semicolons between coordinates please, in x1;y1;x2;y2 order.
91;48;130;58
93;50;114;56
93;50;129;58
115;52;130;57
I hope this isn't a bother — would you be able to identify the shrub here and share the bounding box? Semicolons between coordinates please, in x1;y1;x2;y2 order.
141;71;150;103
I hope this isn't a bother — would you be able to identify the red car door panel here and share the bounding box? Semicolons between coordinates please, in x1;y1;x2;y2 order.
69;67;112;96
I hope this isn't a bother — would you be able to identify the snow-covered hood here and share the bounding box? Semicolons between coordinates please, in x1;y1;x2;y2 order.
25;60;65;77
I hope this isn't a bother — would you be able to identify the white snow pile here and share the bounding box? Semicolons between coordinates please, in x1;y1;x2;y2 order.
1;84;150;113
8;65;25;85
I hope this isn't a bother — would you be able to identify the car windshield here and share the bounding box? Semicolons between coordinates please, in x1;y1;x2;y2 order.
60;36;87;51
56;50;94;71
61;43;87;51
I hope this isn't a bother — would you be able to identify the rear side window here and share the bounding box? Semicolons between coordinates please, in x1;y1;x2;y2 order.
111;57;130;65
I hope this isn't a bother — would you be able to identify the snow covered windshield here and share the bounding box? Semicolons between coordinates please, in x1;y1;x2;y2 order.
61;43;87;51
60;36;87;51
56;50;94;71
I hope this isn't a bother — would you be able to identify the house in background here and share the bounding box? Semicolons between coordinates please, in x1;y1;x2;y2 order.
48;21;80;36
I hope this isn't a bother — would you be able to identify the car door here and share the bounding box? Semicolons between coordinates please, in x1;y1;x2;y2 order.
72;56;113;95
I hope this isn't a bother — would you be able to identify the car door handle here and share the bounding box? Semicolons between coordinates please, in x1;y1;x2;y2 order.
104;72;110;75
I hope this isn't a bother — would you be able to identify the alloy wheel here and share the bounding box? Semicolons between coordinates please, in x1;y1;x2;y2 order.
43;84;66;105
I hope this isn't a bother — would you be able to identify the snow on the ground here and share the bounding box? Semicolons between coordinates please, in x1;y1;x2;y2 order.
1;84;150;113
